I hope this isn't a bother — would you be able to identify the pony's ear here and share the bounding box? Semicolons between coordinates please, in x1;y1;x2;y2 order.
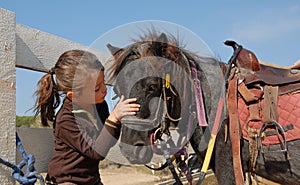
107;43;122;55
152;33;168;56
156;33;168;43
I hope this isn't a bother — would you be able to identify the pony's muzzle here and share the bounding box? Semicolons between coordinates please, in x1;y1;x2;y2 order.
119;142;153;164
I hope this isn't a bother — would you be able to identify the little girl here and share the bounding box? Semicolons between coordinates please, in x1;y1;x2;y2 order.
34;49;140;185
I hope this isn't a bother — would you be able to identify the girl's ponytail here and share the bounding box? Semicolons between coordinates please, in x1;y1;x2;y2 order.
34;71;60;127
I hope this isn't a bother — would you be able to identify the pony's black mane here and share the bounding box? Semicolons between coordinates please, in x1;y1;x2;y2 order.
107;31;200;83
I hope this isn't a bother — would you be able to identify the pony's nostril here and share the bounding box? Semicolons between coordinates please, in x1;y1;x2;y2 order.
134;142;145;147
133;142;147;157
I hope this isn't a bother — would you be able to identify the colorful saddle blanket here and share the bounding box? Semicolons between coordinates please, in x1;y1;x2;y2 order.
238;92;300;146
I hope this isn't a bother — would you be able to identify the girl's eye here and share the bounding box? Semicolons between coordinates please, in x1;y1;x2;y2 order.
95;87;100;92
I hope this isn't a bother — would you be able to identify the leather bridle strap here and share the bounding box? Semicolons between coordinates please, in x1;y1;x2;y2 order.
145;161;168;171
227;77;244;185
189;60;208;127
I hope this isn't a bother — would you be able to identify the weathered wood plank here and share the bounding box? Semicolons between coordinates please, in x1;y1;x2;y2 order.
16;24;110;73
0;8;16;184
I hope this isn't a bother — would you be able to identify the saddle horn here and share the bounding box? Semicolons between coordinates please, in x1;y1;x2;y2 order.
225;40;261;73
224;40;243;86
224;40;241;51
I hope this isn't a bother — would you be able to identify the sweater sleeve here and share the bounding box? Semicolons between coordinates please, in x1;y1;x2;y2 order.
94;122;120;158
94;101;121;156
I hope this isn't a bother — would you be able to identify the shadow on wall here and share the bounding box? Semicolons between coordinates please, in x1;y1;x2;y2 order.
16;127;54;173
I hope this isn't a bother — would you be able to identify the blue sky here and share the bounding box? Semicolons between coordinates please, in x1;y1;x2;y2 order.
1;1;300;116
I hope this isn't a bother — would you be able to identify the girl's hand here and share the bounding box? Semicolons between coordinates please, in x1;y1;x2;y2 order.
110;95;140;123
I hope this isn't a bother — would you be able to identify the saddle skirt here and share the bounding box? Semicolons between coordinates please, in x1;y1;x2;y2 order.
238;92;300;146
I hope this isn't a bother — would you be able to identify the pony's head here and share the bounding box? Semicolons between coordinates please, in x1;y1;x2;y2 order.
107;32;205;164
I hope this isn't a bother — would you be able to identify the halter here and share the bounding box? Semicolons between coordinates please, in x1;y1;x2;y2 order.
145;73;195;185
148;60;210;184
149;73;182;152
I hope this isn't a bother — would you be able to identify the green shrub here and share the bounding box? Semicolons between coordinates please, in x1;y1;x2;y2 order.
16;116;45;128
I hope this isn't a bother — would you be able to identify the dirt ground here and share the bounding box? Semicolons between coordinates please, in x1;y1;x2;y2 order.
32;160;280;185
100;165;281;185
99;165;218;185
100;165;164;185
35;164;218;185
33;165;280;185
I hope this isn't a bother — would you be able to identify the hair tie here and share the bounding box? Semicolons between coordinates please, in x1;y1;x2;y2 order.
48;67;55;75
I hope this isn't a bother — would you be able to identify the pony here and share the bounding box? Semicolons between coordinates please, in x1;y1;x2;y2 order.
106;31;300;185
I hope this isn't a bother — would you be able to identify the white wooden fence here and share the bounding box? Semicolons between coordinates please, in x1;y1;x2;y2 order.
0;8;108;184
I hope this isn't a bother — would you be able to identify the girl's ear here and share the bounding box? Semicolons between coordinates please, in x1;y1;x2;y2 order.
66;91;73;100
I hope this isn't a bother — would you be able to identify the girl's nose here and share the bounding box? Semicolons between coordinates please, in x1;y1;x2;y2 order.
102;85;107;94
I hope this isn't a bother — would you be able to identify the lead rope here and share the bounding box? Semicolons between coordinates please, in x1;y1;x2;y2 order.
160;140;183;185
0;133;45;185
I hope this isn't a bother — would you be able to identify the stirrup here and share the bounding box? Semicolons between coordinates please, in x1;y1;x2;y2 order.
258;120;288;153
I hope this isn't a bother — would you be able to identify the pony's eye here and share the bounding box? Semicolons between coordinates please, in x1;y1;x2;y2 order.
128;49;142;61
127;54;139;61
148;85;155;91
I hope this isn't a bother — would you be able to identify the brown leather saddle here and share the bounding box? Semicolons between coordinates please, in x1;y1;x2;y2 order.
224;40;300;184
226;40;300;94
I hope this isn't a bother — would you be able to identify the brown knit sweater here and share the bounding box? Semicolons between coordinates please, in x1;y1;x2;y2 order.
47;98;120;185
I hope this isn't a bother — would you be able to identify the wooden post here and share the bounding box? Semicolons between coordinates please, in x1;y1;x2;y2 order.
0;8;16;184
0;7;121;184
15;24;110;73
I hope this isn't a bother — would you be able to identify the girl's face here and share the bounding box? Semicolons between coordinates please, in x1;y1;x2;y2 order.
72;70;107;106
93;70;107;103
